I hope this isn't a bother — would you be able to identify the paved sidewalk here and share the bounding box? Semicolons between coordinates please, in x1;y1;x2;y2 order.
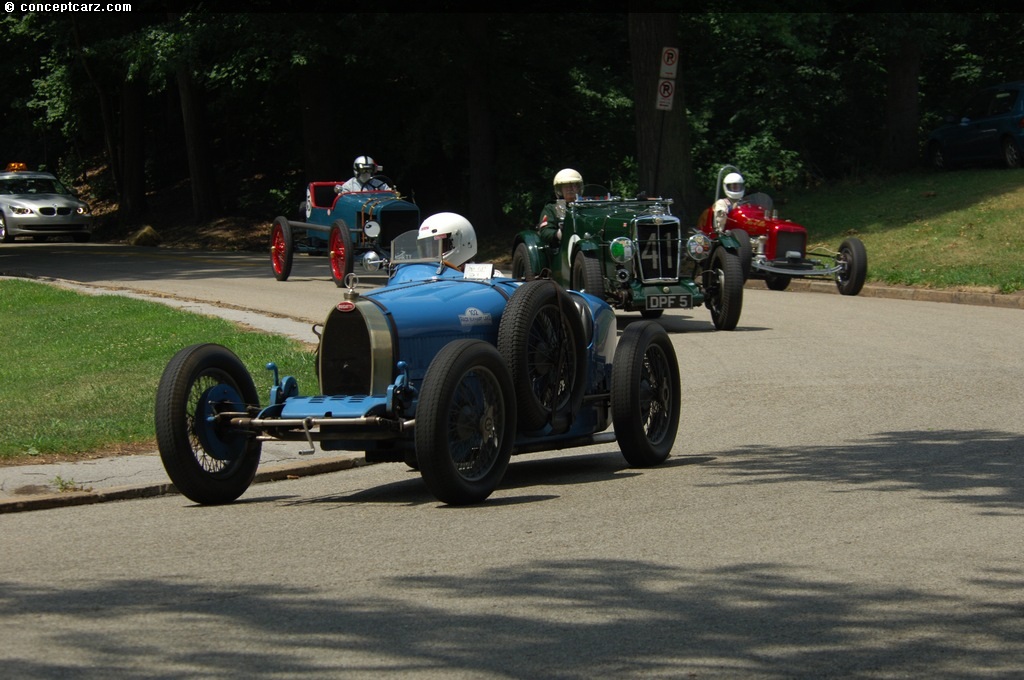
0;445;365;514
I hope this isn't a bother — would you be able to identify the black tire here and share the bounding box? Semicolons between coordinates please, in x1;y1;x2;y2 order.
640;309;664;319
728;228;752;281
1002;137;1021;169
329;220;354;287
705;247;743;330
0;213;11;243
835;237;868;296
270;216;293;281
765;273;792;291
571;250;603;297
612;321;680;467
497;279;587;432
154;343;262;505
415;340;516;505
511;242;534;280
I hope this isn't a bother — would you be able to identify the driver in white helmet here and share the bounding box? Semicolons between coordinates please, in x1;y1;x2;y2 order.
712;171;745;232
339;155;391;193
537;168;584;246
417;212;478;269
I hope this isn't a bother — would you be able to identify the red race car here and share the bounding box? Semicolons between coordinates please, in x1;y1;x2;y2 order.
697;165;867;295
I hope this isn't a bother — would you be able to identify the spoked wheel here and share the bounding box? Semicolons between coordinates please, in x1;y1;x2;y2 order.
571;251;603;297
0;213;12;243
705;247;743;330
270;216;293;281
154;343;262;505
497;279;587;432
511;243;534;280
415;340;516;505
329;220;354;287
611;321;680;467
835;237;868;296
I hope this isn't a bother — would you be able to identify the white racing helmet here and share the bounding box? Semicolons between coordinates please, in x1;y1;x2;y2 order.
723;172;745;200
417;212;477;267
553;168;584;199
353;156;378;182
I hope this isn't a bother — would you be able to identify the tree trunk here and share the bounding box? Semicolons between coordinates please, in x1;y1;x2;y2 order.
118;77;147;224
628;13;701;220
883;41;923;171
176;66;220;222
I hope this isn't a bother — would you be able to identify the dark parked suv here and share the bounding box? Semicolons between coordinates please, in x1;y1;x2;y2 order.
926;81;1024;170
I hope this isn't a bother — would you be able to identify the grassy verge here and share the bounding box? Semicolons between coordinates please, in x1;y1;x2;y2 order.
0;279;317;464
776;168;1024;293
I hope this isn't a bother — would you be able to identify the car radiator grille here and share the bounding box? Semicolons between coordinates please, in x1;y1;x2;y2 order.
635;220;682;283
319;306;372;396
774;231;806;260
39;207;73;216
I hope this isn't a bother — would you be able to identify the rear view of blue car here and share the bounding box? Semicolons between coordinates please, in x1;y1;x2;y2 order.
926;81;1024;170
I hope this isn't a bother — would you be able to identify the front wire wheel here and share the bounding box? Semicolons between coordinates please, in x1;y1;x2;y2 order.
611;321;680;467
705;247;743;330
154;344;262;505
415;340;516;505
835;237;868;296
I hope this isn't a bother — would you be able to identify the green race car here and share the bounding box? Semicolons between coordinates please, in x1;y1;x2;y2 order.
512;190;745;330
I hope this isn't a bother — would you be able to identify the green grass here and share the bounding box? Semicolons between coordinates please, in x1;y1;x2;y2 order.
777;168;1024;293
0;279;318;463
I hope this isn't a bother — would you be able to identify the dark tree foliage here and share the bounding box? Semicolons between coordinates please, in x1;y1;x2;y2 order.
1;11;1020;237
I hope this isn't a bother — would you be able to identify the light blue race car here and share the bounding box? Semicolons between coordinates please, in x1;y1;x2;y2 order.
157;214;681;506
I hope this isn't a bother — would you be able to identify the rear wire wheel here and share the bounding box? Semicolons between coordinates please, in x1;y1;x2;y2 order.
270;216;293;281
154;343;262;505
415;340;516;505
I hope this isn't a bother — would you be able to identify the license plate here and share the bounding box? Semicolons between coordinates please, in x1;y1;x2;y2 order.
645;294;692;310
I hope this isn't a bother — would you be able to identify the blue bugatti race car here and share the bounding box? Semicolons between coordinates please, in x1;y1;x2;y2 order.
156;213;681;506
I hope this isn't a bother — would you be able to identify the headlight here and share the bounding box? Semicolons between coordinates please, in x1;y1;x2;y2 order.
76;205;91;216
360;250;383;272
608;236;634;264
686;233;712;261
363;220;381;238
10;206;31;215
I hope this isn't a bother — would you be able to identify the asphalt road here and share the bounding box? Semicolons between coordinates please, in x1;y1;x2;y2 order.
1;241;1023;678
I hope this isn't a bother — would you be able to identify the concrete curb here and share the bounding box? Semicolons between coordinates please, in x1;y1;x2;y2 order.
750;279;1024;309
0;453;366;515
